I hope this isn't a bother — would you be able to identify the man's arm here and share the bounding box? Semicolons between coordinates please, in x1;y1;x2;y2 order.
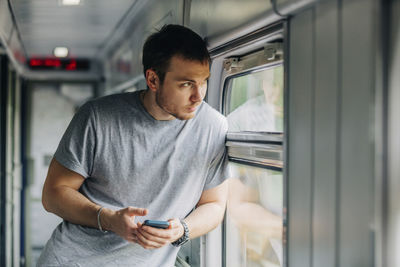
42;158;147;242
183;179;228;239
135;180;228;249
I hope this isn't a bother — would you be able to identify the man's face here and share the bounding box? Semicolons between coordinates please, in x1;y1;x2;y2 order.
155;55;210;120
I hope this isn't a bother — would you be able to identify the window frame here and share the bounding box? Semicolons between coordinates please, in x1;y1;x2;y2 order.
221;38;287;267
222;53;285;170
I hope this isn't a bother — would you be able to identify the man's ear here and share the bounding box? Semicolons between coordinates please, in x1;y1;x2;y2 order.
145;69;159;92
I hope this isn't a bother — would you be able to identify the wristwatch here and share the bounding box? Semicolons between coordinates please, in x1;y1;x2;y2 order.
172;220;189;247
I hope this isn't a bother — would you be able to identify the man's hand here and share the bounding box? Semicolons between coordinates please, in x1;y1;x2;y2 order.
134;218;184;249
102;206;148;243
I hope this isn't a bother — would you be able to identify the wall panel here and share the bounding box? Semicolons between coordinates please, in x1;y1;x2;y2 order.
287;8;314;267
288;0;378;266
387;0;400;266
339;0;375;266
313;1;339;266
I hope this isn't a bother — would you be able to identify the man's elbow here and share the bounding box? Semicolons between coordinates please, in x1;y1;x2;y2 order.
41;185;54;212
42;190;50;212
215;200;227;223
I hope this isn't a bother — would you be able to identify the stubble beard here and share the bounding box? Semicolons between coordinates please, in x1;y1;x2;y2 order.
155;88;194;121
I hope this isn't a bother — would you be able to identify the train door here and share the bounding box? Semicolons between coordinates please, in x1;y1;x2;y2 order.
23;82;95;266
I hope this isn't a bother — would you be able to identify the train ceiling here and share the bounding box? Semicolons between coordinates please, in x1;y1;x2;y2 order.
0;0;317;80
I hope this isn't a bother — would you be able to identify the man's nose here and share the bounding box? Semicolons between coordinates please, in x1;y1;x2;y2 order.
190;85;204;102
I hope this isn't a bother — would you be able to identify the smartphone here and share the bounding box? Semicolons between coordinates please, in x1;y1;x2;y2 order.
143;220;170;229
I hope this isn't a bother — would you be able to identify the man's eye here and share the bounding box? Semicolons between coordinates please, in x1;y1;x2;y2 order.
182;82;191;87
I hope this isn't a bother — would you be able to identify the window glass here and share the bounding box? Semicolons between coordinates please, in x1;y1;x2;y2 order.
226;162;283;267
226;65;284;132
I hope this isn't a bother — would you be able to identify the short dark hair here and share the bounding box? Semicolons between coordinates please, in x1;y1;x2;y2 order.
142;24;210;83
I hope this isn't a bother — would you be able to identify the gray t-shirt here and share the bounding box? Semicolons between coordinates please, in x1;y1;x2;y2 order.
37;90;229;267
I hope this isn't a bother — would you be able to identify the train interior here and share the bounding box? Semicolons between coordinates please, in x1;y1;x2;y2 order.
0;0;400;266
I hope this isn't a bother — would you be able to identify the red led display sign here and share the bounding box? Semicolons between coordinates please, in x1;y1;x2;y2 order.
28;58;90;71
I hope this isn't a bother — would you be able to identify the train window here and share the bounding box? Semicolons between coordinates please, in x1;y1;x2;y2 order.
222;41;285;267
227;162;283;267
226;64;284;133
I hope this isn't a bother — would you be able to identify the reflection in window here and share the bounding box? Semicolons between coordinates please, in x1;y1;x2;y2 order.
226;162;283;267
227;65;283;132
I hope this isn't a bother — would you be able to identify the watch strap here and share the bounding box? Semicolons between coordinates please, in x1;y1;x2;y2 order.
172;220;189;247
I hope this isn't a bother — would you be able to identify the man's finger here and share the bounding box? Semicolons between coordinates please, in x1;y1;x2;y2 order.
136;238;158;249
136;231;161;249
140;225;171;239
168;219;180;229
126;207;148;216
126;234;138;243
138;228;170;244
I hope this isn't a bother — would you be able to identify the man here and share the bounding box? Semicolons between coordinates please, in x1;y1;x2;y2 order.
37;24;230;267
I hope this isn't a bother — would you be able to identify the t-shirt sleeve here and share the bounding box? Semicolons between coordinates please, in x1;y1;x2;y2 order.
203;118;231;190
53;102;97;178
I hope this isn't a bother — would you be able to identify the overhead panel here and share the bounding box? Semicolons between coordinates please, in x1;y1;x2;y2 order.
8;30;25;64
102;0;184;92
189;0;272;39
0;0;14;43
275;0;320;15
10;0;136;59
